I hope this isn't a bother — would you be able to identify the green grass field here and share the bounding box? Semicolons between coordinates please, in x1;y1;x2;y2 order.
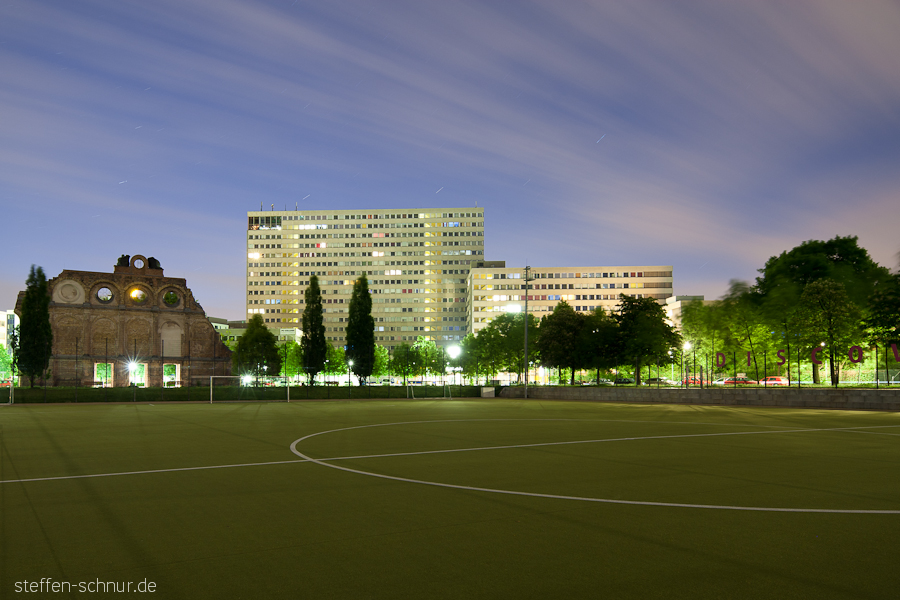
2;399;899;599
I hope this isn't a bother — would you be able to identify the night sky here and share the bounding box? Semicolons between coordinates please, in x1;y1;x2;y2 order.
3;1;899;320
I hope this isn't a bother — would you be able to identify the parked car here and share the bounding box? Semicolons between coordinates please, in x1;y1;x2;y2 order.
681;376;711;386
642;377;676;386
614;377;635;385
759;376;790;386
720;377;758;386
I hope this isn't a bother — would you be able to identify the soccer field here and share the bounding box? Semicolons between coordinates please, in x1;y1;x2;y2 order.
2;399;899;599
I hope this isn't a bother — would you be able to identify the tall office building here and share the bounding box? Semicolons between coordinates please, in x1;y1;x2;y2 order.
467;262;674;336
246;207;484;350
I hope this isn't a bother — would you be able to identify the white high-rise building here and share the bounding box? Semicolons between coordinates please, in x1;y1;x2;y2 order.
246;207;484;350
466;262;674;335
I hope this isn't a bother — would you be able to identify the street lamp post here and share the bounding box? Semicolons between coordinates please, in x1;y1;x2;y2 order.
347;360;353;388
524;265;533;398
683;341;692;388
447;345;461;388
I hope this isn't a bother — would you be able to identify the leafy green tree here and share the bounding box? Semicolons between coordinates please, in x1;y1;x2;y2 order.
323;345;347;379
535;301;585;384
372;345;390;380
615;295;680;385
681;299;734;378
346;275;375;384
413;337;444;378
474;325;504;381
578;307;618;383
280;341;303;378
458;333;491;383
795;279;863;386
390;342;422;383
755;236;890;310
232;314;282;383
494;313;540;382
720;281;776;380
866;272;900;347
0;346;13;381
18;265;53;387
301;274;328;384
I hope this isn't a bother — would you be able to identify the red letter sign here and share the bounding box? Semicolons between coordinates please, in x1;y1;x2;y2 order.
811;347;823;365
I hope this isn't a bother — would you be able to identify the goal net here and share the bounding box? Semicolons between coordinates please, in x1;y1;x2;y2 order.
202;376;294;403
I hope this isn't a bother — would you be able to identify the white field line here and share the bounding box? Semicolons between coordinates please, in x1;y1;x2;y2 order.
0;459;308;484
288;420;900;514
3;417;898;502
0;417;777;484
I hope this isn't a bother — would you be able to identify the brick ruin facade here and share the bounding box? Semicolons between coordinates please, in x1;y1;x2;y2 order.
16;255;232;387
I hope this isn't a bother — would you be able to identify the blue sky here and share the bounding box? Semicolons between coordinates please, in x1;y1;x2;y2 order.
2;0;899;320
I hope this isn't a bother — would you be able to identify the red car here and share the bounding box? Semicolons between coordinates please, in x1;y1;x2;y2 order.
759;376;790;386
721;377;758;385
681;376;711;386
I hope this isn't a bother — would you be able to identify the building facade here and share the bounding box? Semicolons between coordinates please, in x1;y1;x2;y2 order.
15;255;232;387
246;207;484;350
467;263;674;335
1;309;18;353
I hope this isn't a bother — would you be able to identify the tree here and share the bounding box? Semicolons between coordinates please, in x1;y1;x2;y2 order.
474;325;504;381
301;274;328;384
323;345;347;379
346;274;375;384
866;272;900;347
615;295;680;386
721;281;774;381
372;345;390;380
475;313;539;382
390;342;422;384
459;333;491;383
280;341;303;379
535;301;585;385
18;265;53;387
578;307;618;382
0;345;13;381
795;279;863;386
755;236;890;310
232;314;281;383
413;337;444;378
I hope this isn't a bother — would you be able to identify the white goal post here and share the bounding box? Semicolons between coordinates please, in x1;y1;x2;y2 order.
206;376;293;403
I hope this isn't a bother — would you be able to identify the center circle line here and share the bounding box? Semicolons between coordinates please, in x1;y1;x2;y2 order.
290;419;900;514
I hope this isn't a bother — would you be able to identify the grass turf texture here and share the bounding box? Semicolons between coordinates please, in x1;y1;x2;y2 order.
1;400;898;599
6;384;483;403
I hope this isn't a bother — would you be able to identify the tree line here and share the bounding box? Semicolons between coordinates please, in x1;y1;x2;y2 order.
680;236;900;386
228;235;900;387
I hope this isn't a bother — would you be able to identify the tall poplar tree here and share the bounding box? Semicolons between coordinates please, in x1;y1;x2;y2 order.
301;274;328;384
18;265;53;387
346;274;375;383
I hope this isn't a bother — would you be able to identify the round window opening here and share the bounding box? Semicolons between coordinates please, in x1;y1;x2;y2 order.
163;291;179;307
134;258;145;269
97;287;114;303
130;289;148;304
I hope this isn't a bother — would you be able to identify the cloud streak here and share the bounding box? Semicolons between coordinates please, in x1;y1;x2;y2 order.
1;0;898;315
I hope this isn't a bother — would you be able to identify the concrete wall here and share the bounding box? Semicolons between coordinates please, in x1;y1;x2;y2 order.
499;386;900;411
